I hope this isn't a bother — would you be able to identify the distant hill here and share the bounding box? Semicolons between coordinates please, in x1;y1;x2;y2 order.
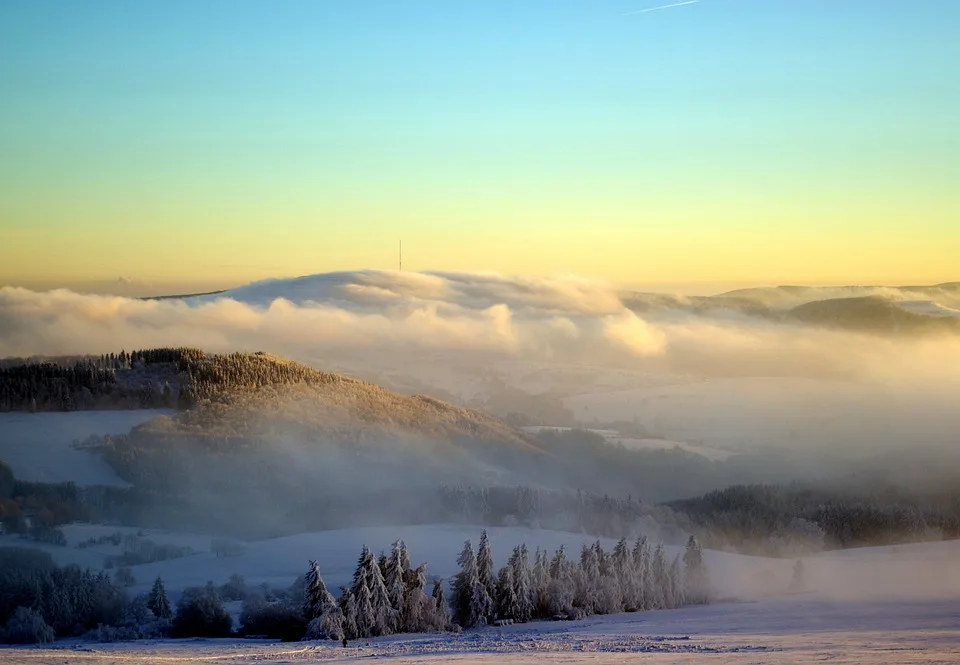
786;296;960;334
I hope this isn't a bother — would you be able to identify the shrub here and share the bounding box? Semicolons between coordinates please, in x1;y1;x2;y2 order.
2;606;55;644
171;583;232;638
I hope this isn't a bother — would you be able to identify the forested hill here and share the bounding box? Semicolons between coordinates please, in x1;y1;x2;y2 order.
0;348;390;413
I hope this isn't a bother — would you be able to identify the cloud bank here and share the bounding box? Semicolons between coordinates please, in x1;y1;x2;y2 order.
1;270;958;385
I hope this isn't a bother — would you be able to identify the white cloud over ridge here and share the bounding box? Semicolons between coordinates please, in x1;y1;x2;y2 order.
1;270;958;384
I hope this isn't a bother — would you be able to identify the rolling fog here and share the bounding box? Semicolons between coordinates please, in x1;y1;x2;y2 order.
1;270;958;461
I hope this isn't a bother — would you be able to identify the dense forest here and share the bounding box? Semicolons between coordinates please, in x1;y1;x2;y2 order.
0;348;352;412
672;482;960;554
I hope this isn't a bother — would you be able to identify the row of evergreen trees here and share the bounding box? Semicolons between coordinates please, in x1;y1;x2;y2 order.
303;540;452;641
300;532;710;643
450;532;709;628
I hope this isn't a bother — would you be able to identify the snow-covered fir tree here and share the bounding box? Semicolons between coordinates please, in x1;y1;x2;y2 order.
303;560;342;640
632;536;651;611
613;538;638;612
508;544;534;623
476;530;497;624
348;545;394;637
547;546;575;617
431;577;450;628
403;562;431;633
576;543;601;615
384;540;410;632
303;560;333;620
338;587;358;640
683;535;710;605
451;539;493;628
650;544;669;609
147;576;173;619
495;562;517;621
531;548;551;619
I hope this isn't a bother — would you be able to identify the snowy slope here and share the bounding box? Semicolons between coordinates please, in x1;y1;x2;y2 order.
0;410;170;486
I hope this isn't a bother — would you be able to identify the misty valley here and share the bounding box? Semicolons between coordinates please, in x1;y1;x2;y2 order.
1;309;960;662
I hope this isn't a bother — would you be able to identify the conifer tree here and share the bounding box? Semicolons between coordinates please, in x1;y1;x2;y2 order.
509;545;534;623
431;577;450;628
384;540;409;632
576;544;601;615
668;554;685;608
650;544;669;609
338;587;358;640
547;546;575;617
147;576;173;619
476;530;497;623
632;536;651;610
402;562;429;633
531;548;551;619
613;538;638;611
495;563;517;622
450;539;492;628
303;560;333;621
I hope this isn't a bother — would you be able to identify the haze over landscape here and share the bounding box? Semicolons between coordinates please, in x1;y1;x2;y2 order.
1;1;958;663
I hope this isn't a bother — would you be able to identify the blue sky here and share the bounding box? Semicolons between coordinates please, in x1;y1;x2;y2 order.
1;0;958;289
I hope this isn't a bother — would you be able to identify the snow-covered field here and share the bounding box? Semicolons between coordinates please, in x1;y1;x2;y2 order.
0;410;170;486
2;523;959;662
4;594;959;663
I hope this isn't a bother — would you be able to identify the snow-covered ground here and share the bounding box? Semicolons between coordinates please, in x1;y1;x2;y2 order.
4;594;959;663
0;410;170;486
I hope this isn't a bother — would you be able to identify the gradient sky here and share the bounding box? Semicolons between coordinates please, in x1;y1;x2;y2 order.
1;0;958;293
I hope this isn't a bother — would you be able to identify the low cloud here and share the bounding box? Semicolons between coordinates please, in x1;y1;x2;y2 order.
1;271;958;386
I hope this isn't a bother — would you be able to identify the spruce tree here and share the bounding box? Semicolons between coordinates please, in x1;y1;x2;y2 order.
147;576;173;619
304;560;336;623
547;546;574;617
339;587;358;640
476;530;497;624
577;544;601;615
384;540;409;632
450;539;492;628
495;563;517;622
650;544;671;609
403;562;429;633
632;536;651;610
431;577;450;629
531;548;551;619
509;544;534;623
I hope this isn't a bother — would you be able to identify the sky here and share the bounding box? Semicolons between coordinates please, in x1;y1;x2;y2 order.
1;0;958;295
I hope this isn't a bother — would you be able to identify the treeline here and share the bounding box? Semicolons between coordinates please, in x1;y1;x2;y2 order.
0;531;711;644
249;531;709;643
0;348;352;413
672;483;960;555
0;460;186;542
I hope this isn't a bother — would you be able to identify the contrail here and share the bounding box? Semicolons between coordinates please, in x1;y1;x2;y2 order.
622;0;700;16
